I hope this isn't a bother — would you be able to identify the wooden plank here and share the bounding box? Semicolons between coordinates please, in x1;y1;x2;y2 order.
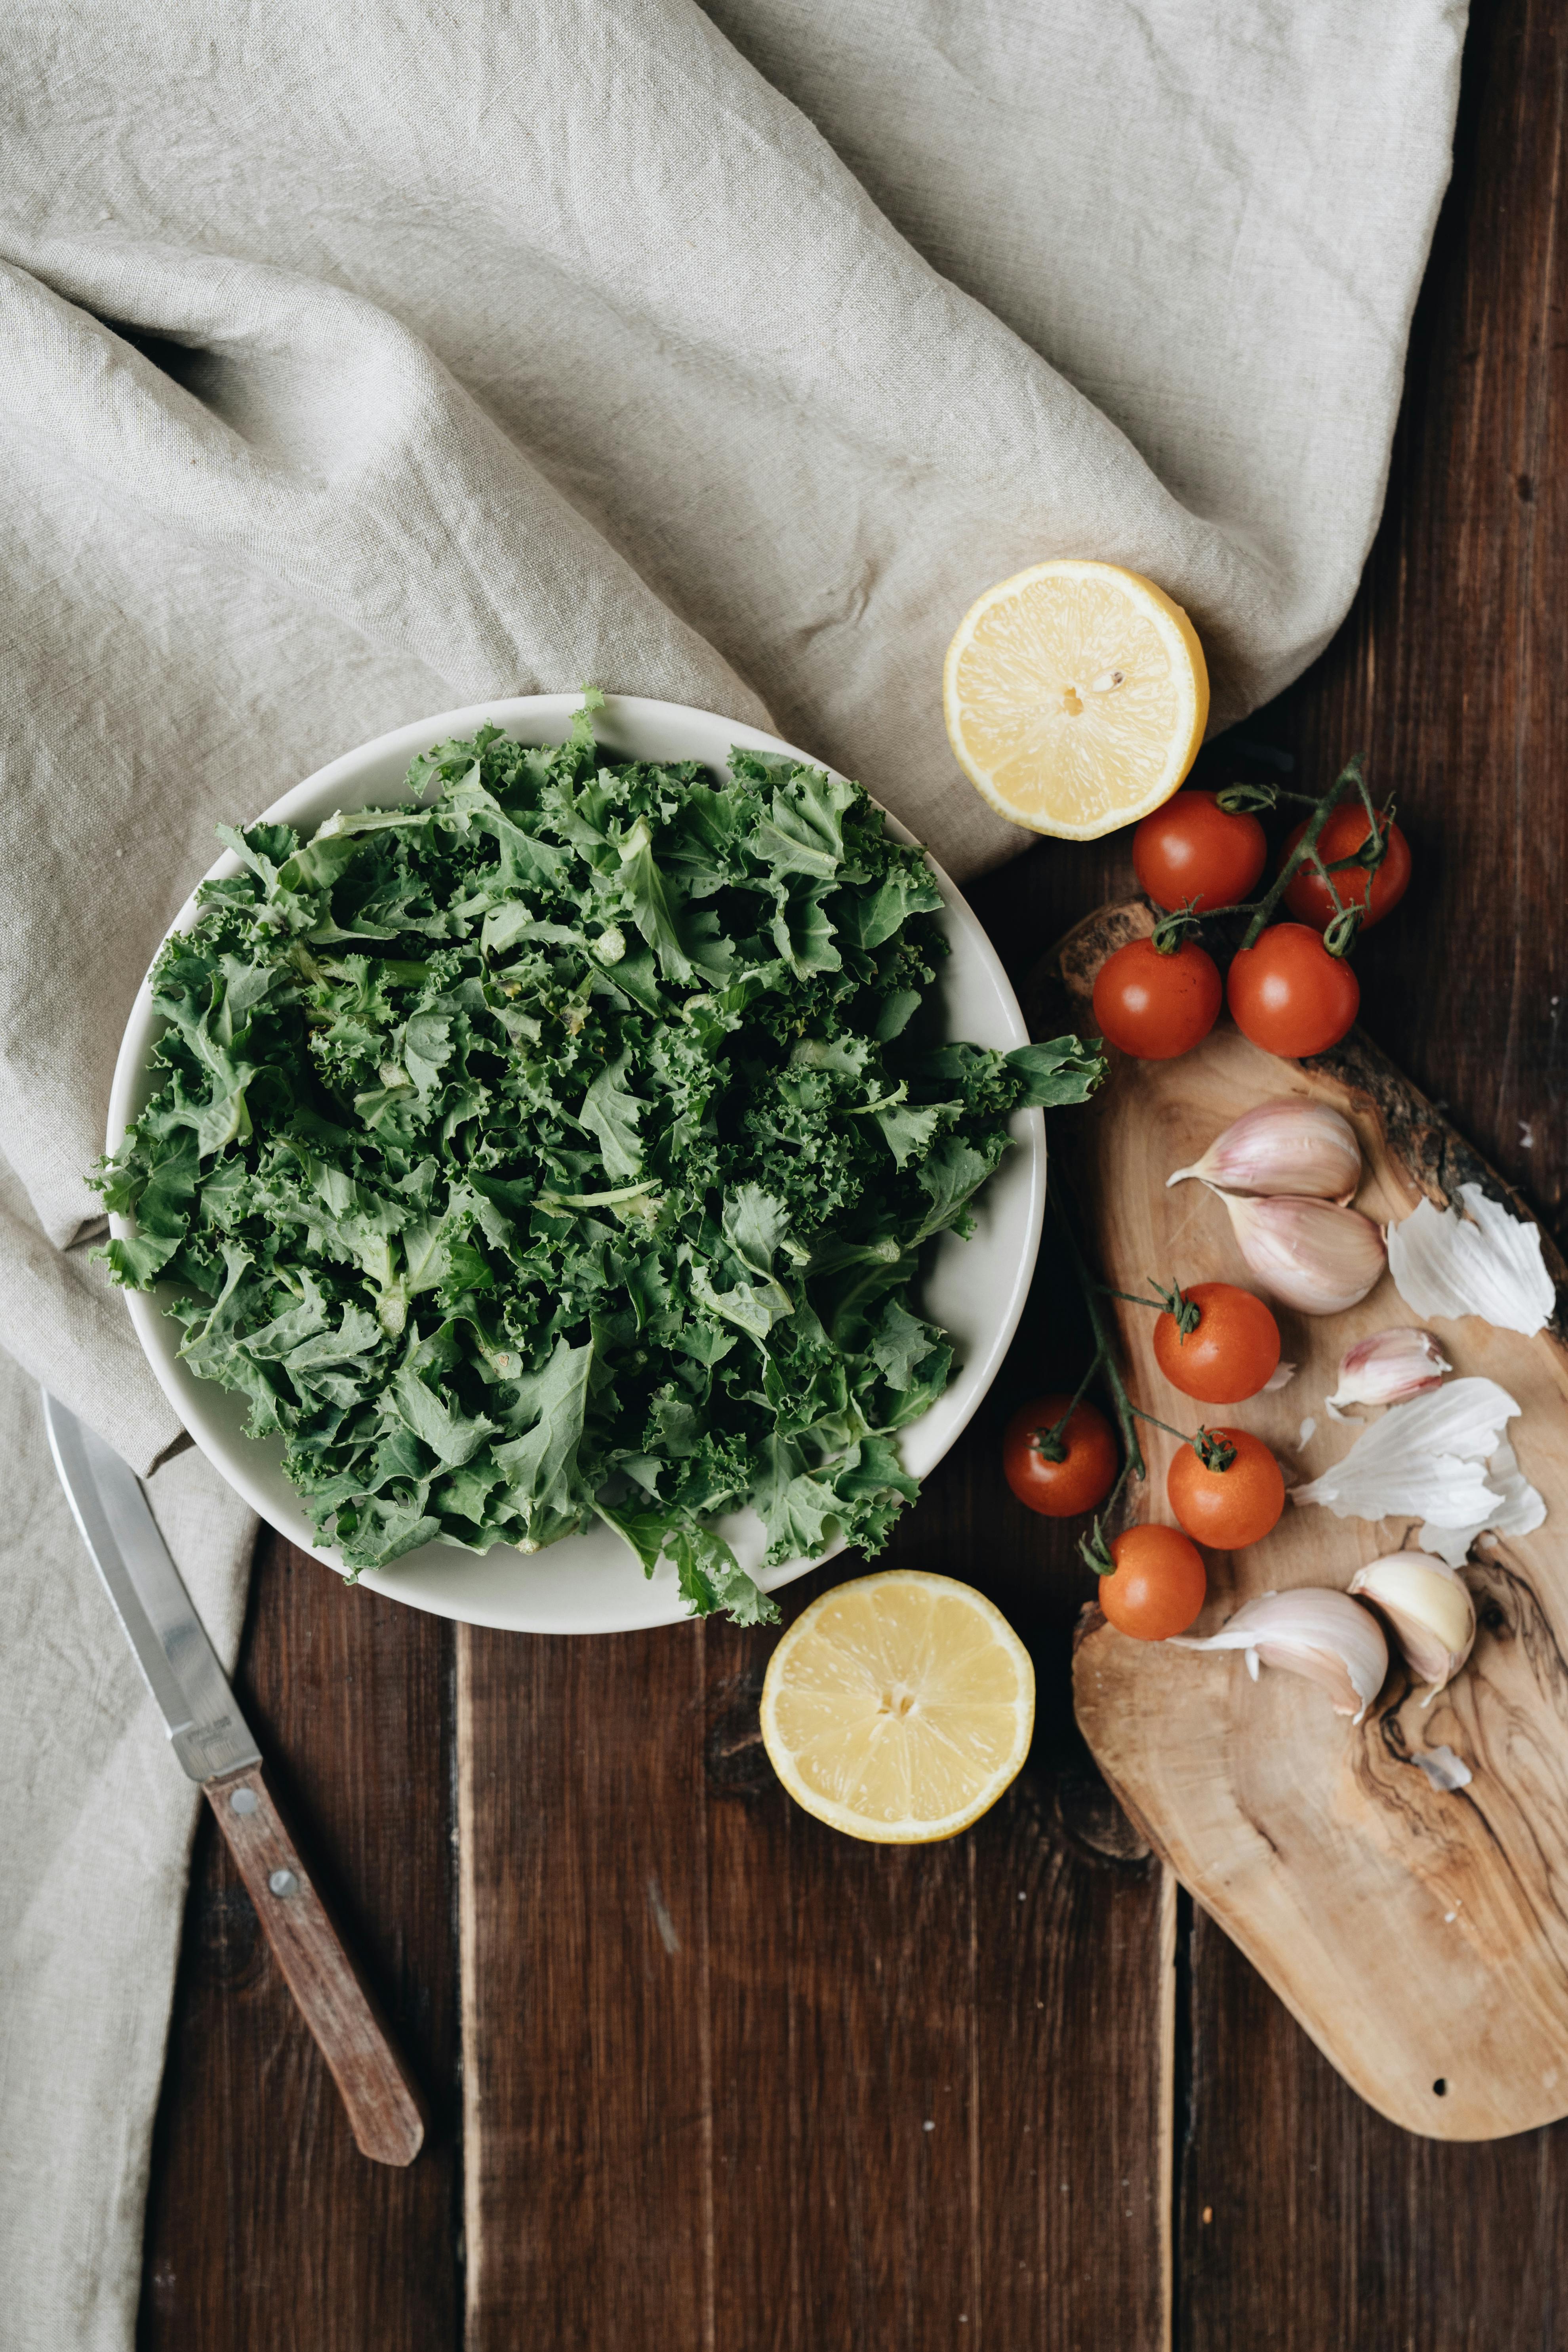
454;769;1176;2343
139;1531;460;2352
457;1616;715;2346
460;1250;1174;2346
1169;0;1568;2331
1282;0;1568;1245
1177;1902;1568;2351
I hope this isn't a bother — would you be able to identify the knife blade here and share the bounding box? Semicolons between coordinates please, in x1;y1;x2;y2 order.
43;1390;425;2166
43;1391;261;1783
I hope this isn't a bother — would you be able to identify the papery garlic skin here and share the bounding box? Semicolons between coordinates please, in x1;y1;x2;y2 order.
1348;1551;1475;1704
1168;1100;1362;1201
1387;1183;1556;1338
1170;1588;1389;1723
1421;1435;1547;1566
1411;1745;1473;1792
1292;1376;1545;1567
1328;1327;1451;1412
1214;1189;1386;1315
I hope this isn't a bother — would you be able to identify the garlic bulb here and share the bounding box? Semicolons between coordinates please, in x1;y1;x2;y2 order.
1168;1099;1362;1202
1171;1588;1388;1723
1327;1327;1451;1412
1348;1551;1475;1704
1213;1189;1386;1315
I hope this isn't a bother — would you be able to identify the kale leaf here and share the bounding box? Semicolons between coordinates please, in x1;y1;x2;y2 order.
95;703;1104;1619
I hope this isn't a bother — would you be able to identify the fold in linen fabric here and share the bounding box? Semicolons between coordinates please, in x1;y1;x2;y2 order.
0;1364;254;2352
0;0;1465;1466
0;1;1464;2341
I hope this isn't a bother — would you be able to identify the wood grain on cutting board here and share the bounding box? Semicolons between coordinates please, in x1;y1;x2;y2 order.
1044;904;1568;2140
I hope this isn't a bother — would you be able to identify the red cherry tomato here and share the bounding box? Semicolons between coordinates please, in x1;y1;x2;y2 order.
1281;806;1411;932
1133;791;1267;915
1167;1429;1284;1549
1003;1394;1117;1518
1092;937;1222;1061
1152;1283;1281;1405
1226;923;1359;1058
1097;1524;1207;1640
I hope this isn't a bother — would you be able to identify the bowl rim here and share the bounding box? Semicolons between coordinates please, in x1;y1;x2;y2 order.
107;693;1044;1632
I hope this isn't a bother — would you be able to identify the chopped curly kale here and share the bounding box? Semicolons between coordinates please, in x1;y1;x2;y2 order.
95;701;1103;1620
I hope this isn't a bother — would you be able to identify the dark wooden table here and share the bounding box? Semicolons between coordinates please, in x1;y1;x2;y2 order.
137;6;1568;2343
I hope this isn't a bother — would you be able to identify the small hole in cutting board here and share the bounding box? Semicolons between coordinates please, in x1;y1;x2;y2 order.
1433;2078;1448;2097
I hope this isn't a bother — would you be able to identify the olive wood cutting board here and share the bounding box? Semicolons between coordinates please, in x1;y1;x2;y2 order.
1028;901;1568;2141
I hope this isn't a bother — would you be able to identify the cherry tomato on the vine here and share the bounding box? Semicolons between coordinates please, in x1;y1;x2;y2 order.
1167;1429;1284;1548
1152;1282;1281;1405
1281;805;1411;932
1097;1524;1207;1641
1002;1394;1117;1518
1226;923;1358;1058
1092;936;1222;1061
1133;790;1267;915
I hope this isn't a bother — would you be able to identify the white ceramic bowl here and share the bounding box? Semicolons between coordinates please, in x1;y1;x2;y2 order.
109;696;1044;1633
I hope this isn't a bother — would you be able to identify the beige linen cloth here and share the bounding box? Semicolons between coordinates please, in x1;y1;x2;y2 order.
0;1;1464;2341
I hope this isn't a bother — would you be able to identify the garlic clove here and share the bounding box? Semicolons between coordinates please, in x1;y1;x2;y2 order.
1170;1588;1388;1722
1348;1551;1475;1704
1213;1189;1387;1316
1327;1327;1451;1412
1168;1099;1362;1202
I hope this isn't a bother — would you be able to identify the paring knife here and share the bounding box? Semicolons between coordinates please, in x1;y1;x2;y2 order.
43;1390;426;2168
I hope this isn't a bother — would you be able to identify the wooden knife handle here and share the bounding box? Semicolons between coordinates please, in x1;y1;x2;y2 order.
204;1762;427;2167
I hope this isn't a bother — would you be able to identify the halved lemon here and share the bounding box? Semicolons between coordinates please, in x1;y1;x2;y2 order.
943;558;1209;839
759;1571;1035;1843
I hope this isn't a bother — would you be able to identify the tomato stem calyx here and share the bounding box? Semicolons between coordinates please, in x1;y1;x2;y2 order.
1080;1517;1116;1578
1149;1277;1200;1337
1150;901;1200;955
1096;1274;1201;1339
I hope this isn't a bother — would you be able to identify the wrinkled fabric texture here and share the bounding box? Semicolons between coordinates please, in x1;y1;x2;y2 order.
0;1367;254;2352
0;1;1464;2342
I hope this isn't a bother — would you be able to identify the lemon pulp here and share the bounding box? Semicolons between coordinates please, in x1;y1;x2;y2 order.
760;1570;1035;1842
943;558;1208;839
